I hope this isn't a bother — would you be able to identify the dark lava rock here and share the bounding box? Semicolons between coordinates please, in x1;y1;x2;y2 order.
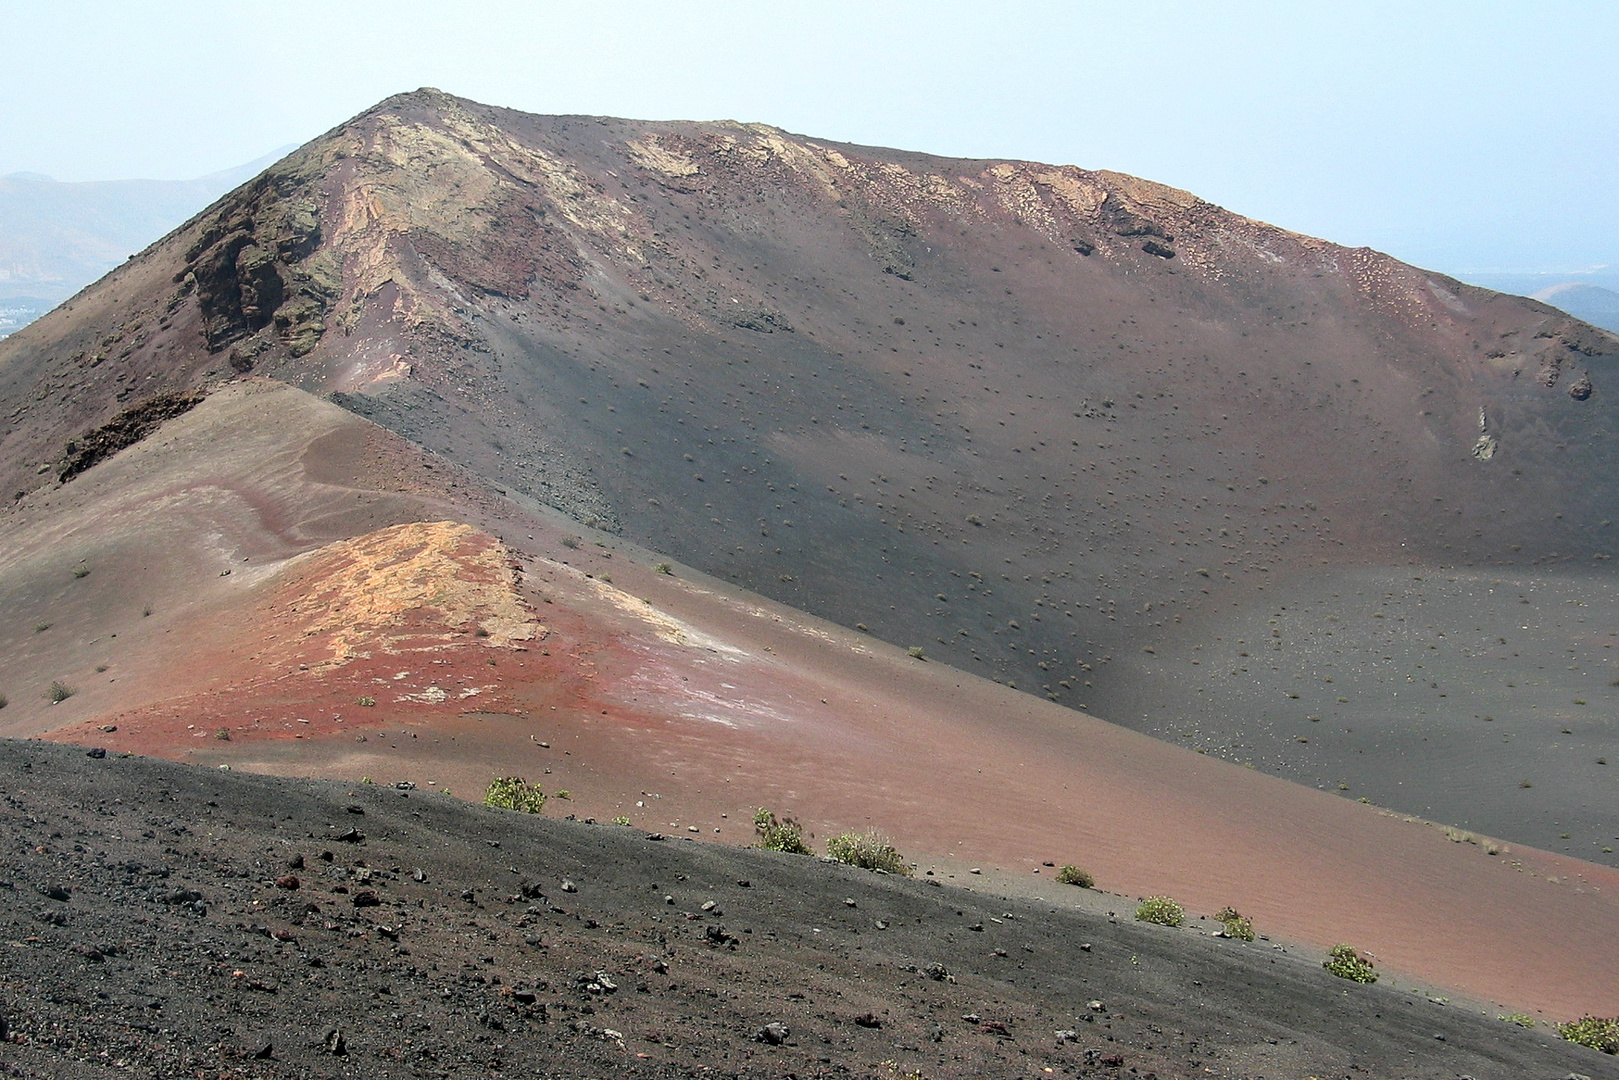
755;1022;790;1045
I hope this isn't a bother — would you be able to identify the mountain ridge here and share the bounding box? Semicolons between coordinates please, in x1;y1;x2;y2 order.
3;87;1618;856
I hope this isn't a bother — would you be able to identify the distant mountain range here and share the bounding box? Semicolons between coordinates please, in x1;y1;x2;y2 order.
1456;269;1619;332
1529;281;1619;332
0;149;292;336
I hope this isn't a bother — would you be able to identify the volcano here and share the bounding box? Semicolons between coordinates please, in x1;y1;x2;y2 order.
2;90;1617;1032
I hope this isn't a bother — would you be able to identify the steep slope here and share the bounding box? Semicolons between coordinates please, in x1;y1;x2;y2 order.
2;89;1618;852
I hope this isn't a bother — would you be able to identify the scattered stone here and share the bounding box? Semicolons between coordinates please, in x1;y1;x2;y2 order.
560;880;578;893
252;1039;273;1060
755;1022;790;1045
85;748;106;759
351;890;381;907
38;884;70;901
324;1028;346;1055
854;1012;882;1028
275;875;300;890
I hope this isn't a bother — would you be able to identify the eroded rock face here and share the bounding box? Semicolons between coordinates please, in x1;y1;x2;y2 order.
180;175;333;357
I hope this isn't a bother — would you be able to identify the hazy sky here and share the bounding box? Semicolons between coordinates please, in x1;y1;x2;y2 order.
5;1;1615;273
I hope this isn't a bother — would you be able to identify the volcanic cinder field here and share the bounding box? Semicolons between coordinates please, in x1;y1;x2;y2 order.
1;89;1617;1076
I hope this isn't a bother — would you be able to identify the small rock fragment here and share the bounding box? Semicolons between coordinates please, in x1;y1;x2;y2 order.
755;1021;790;1045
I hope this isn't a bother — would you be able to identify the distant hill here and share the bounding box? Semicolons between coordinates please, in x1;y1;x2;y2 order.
1532;281;1619;332
0;148;292;335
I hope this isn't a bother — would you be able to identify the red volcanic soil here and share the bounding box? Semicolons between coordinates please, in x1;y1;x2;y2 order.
10;383;1613;1022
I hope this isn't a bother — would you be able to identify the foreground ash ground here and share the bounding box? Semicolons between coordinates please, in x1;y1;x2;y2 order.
2;740;1613;1080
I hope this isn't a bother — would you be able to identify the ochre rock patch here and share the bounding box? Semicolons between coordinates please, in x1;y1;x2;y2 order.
267;520;543;669
49;521;550;753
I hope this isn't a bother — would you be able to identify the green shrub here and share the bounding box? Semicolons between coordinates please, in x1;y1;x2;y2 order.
484;777;547;813
654;562;672;575
45;680;74;704
1498;1012;1535;1028
72;566;91;579
1557;1015;1619;1054
906;646;927;660
825;830;911;875
1135;896;1184;926
1215;906;1255;941
753;808;812;854
611;815;631;826
1323;944;1377;983
1056;865;1093;888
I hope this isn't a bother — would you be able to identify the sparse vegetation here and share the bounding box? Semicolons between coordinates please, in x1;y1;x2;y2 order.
554;789;571;800
1323;944;1377;983
357;695;376;706
825;830;911;875
34;623;51;634
1215;906;1255;941
753;808;812;854
45;681;74;704
142;606;152;617
654;561;672;574
214;727;231;741
484;777;547;814
1557;1015;1619;1054
1135;896;1184;927
561;536;580;549
611;815;631;826
1056;864;1093;888
906;646;926;660
72;566;91;579
1498;1012;1535;1028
